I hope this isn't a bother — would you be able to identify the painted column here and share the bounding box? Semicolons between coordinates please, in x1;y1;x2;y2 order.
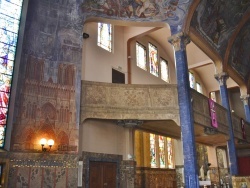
240;95;250;122
168;32;199;188
214;72;238;175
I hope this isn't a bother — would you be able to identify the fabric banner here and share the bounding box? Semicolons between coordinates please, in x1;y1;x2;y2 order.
241;118;246;140
208;99;218;128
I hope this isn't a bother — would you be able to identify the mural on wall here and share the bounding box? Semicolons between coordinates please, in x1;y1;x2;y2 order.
191;0;250;58
229;20;250;81
12;0;83;152
82;0;192;28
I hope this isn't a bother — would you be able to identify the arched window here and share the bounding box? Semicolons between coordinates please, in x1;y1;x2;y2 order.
97;23;112;52
160;58;170;83
150;134;174;169
189;72;195;89
136;42;147;71
149;43;159;77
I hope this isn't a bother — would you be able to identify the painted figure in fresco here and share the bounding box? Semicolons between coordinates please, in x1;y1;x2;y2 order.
135;0;159;17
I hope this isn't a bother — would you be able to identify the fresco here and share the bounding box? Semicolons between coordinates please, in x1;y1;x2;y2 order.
82;0;192;28
191;0;250;58
12;0;83;151
229;20;250;81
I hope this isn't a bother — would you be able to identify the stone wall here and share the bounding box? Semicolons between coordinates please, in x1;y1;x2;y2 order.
0;152;78;188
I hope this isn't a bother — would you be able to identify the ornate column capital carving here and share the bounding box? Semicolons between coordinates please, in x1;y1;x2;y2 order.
214;72;229;86
240;94;250;105
168;32;190;51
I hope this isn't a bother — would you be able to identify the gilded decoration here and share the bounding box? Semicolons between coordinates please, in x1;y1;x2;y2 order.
135;167;176;188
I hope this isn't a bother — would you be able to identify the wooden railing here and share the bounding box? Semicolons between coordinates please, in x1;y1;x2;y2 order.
191;89;229;135
232;113;250;143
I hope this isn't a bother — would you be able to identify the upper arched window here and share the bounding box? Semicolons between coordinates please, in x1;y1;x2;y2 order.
97;23;113;52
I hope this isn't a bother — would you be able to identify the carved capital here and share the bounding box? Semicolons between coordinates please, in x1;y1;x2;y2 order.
168;32;190;51
214;72;229;86
240;94;250;105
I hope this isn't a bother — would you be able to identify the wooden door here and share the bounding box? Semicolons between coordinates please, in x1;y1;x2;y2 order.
89;161;117;188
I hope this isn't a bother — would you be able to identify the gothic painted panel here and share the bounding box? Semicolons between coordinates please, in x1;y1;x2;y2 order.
12;0;83;152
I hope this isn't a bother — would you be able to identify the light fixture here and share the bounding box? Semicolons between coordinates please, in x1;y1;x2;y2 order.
40;138;54;152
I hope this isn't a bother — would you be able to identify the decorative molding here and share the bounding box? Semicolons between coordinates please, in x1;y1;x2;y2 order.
214;72;229;86
240;94;250;105
168;32;190;51
117;119;143;128
80;81;180;125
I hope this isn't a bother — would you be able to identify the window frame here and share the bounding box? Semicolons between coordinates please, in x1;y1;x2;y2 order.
160;57;170;83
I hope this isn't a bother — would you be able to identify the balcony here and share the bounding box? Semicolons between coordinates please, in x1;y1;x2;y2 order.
80;81;250;146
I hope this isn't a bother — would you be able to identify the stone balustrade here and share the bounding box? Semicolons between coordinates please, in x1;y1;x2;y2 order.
80;81;250;143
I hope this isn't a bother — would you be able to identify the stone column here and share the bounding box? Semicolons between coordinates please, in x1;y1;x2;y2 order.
168;32;199;188
214;72;238;176
240;94;250;122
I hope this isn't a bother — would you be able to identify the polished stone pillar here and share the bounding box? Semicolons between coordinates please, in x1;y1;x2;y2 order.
240;95;250;122
168;32;199;188
215;72;238;175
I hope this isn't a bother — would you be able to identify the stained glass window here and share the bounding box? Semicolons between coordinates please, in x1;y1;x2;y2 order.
150;133;157;167
97;23;112;52
0;0;23;147
196;82;202;93
167;137;174;168
160;58;169;83
136;42;147;70
189;72;195;88
159;136;166;168
149;43;158;77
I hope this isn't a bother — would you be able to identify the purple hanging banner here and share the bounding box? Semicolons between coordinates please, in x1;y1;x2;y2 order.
241;118;246;140
209;99;218;128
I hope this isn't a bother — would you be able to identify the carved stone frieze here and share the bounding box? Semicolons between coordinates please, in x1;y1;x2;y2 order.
81;81;180;125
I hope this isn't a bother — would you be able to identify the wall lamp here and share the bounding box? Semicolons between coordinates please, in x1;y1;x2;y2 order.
40;138;54;152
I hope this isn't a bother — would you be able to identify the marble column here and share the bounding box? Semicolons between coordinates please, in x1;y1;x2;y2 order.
214;72;238;175
240;95;250;123
168;32;199;188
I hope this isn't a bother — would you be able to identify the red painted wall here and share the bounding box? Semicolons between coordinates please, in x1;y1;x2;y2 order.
238;157;250;175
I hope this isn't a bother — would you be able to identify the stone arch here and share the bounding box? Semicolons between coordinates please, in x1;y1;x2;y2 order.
57;131;69;145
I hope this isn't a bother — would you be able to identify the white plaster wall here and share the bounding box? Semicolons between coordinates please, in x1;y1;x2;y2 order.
82;22;126;83
82;22;176;85
79;119;128;157
174;139;184;166
207;146;218;167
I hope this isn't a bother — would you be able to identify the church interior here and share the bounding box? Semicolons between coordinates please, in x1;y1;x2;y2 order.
0;0;250;187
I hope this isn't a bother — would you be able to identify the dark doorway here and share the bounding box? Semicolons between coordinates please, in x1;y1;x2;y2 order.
89;161;117;188
112;69;125;84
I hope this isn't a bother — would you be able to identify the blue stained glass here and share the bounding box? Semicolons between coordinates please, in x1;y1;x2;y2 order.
0;30;18;46
3;0;23;6
0;43;16;61
0;15;20;33
0;1;22;19
0;0;23;147
0;58;14;75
